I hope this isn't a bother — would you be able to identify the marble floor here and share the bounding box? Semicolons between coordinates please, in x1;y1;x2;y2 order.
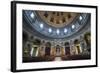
54;57;62;61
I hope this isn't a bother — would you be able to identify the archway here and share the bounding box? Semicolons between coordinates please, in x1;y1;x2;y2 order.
45;42;51;56
64;42;70;55
74;39;81;54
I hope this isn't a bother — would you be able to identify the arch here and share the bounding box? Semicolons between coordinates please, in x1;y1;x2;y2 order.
74;39;82;54
45;42;51;47
33;38;41;45
64;42;70;46
45;42;51;56
84;32;91;52
74;39;79;45
64;42;70;55
84;32;91;44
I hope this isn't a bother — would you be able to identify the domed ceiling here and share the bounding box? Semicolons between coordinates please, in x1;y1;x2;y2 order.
37;11;79;28
23;10;90;39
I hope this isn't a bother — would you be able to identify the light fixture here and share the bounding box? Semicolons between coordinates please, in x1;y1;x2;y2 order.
72;25;75;29
40;23;44;29
64;28;67;33
30;12;34;18
79;16;82;20
48;28;52;33
56;29;60;34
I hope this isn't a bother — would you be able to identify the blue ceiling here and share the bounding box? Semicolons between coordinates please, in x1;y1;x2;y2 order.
23;10;90;39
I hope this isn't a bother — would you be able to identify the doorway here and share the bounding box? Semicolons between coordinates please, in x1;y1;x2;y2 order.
56;45;61;56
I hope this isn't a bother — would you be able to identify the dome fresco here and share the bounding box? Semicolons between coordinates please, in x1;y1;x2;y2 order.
23;10;90;39
37;11;79;28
